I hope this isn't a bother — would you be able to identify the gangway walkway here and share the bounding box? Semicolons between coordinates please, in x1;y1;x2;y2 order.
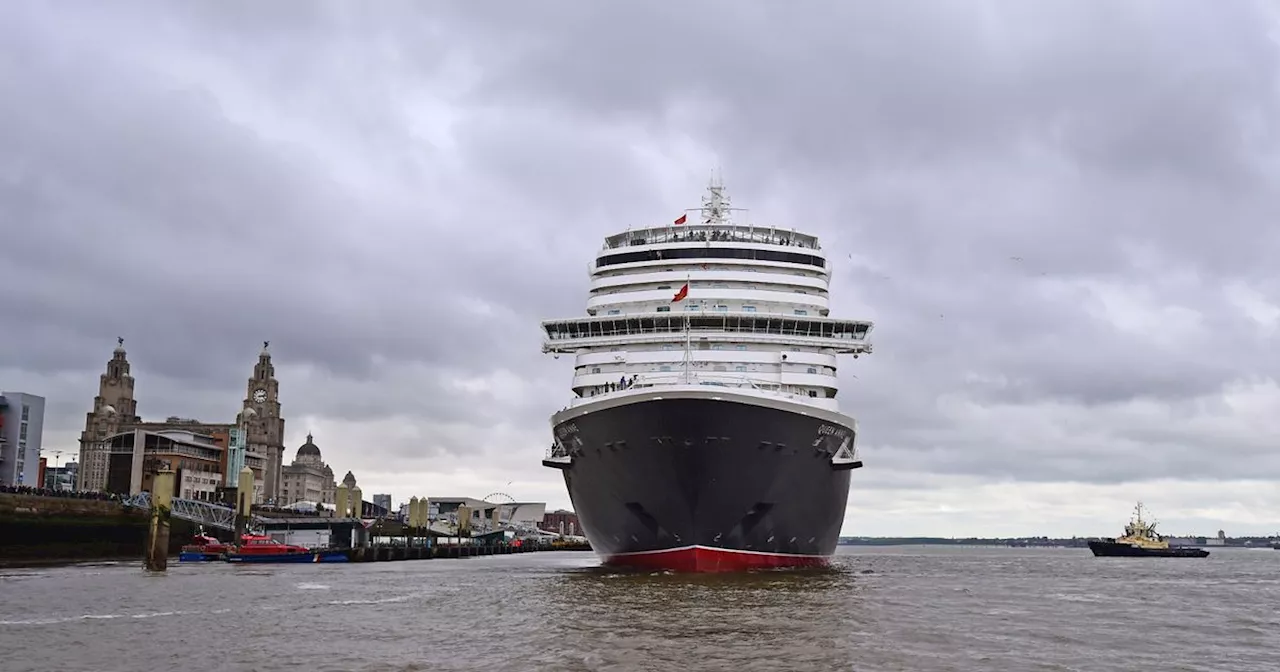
121;492;269;532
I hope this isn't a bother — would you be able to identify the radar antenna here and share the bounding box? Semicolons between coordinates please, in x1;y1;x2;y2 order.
685;170;747;225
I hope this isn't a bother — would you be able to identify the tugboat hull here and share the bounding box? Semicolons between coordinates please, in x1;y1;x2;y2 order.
1088;540;1209;558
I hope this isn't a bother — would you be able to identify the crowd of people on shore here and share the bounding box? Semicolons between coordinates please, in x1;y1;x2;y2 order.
0;484;121;501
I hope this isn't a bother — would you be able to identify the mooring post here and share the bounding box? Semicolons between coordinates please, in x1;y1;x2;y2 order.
145;468;175;572
234;466;254;542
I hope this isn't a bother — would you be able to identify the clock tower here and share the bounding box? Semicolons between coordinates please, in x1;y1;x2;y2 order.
243;341;286;503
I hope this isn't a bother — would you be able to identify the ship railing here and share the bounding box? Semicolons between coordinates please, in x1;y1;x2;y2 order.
544;442;573;464
622;372;779;393
602;227;820;251
543;314;872;344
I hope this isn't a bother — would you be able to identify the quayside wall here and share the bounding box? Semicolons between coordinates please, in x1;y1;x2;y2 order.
0;493;196;566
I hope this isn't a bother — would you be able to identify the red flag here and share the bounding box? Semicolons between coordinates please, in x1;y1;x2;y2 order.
671;283;689;302
673;213;687;225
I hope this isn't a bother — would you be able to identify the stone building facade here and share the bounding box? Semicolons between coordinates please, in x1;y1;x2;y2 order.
77;339;285;503
279;433;336;507
77;339;141;492
241;342;286;503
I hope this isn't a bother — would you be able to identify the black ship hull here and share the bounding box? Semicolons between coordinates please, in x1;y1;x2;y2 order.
1088;540;1210;558
544;389;860;572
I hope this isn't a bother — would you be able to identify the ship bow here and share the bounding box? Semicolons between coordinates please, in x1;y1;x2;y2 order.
551;390;856;572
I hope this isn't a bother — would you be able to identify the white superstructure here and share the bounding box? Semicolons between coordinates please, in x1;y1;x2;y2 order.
541;179;873;413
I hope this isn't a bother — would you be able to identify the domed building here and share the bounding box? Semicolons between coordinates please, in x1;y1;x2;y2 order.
279;432;337;507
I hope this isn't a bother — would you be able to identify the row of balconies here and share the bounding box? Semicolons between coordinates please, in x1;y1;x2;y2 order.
574;348;838;368
571;368;839;393
588;293;829;318
592;255;828;278
589;269;829;294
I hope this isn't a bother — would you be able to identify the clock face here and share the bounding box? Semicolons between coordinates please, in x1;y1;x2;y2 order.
253;389;267;403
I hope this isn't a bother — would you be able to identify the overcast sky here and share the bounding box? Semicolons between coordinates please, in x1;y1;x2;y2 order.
4;1;1280;538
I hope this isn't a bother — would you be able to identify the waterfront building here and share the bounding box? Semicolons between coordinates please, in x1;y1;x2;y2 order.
99;427;225;499
77;339;281;502
0;392;45;487
43;460;78;491
77;339;140;491
373;493;392;512
242;342;287;503
278;433;337;507
539;509;580;536
429;497;547;528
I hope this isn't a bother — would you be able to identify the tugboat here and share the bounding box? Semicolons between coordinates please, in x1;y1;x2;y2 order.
1088;502;1209;558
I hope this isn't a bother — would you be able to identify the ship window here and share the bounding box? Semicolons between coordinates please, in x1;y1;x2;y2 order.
686;305;700;311
591;367;601;374
735;365;747;372
735;345;747;350
807;367;817;374
742;305;757;312
794;309;808;316
714;305;728;311
711;344;724;350
656;306;670;312
657;285;672;290
662;344;674;350
808;390;818;397
607;309;621;315
659;365;672;372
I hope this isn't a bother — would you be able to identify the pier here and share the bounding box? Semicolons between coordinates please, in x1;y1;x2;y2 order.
341;540;590;563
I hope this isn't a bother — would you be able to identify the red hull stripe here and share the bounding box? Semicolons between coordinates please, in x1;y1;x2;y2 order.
602;545;831;572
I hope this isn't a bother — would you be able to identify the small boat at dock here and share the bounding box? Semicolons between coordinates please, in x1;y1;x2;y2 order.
178;533;233;562
224;534;349;564
1088;502;1209;558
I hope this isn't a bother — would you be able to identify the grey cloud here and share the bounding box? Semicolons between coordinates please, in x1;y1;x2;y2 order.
4;1;1280;529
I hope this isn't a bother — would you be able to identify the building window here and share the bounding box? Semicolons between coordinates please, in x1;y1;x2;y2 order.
19;424;27;441
21;405;30;421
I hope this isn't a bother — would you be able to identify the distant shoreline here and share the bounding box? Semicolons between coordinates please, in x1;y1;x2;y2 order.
838;537;1278;548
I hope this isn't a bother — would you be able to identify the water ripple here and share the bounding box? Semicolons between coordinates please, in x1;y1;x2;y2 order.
0;547;1277;671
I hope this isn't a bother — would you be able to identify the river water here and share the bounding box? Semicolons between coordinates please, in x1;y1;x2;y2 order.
1;546;1276;671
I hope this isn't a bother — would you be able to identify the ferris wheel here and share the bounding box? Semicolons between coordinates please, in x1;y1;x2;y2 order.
484;492;516;505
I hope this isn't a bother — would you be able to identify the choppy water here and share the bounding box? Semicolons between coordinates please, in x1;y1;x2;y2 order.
1;546;1277;671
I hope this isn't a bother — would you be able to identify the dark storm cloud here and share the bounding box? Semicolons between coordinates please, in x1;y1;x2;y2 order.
3;0;1280;517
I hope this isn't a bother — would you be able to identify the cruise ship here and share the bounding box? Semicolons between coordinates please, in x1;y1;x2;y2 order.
540;179;874;572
